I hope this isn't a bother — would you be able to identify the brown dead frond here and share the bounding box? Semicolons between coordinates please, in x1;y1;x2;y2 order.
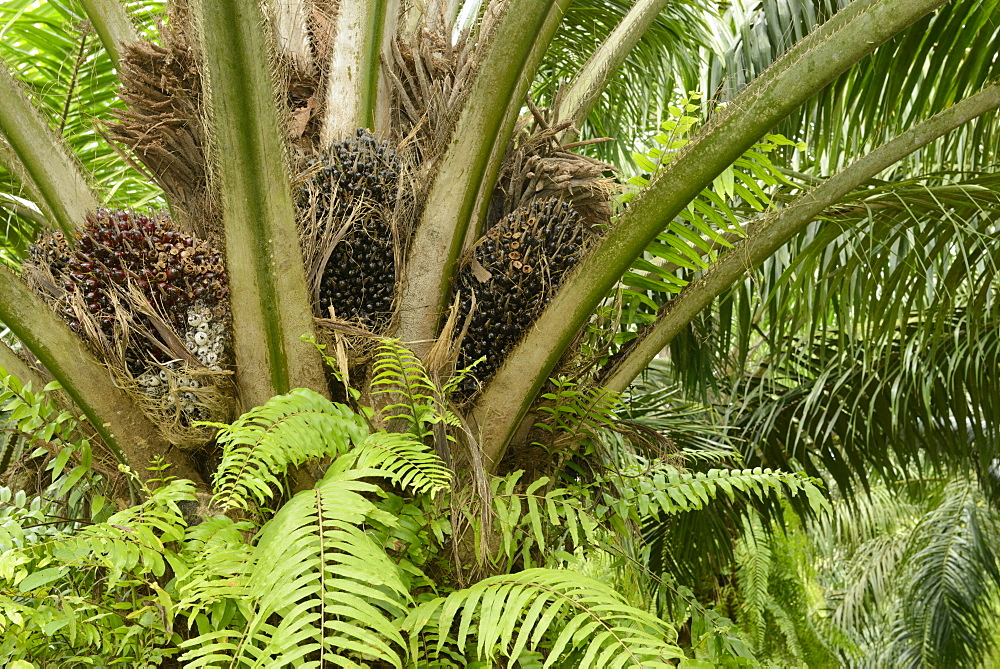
491;109;619;236
389;26;477;161
108;12;211;238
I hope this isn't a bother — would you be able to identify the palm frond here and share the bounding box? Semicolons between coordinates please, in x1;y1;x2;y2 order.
0;0;166;253
710;0;1000;173
702;173;1000;495
537;0;717;166
884;479;1000;667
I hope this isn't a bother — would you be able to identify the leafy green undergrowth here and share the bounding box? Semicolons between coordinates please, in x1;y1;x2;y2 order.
0;351;826;667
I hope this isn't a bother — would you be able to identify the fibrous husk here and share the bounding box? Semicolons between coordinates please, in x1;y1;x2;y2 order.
109;1;328;239
23;210;235;449
108;8;210;238
389;26;477;160
489;109;618;237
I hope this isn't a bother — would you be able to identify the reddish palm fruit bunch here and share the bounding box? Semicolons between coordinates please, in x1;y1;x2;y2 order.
28;209;228;369
300;128;400;329
453;198;586;399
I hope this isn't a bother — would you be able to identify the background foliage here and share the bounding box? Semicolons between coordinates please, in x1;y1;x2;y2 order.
2;0;1000;666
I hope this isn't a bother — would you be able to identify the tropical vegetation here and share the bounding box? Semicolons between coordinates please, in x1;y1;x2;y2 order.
1;0;1000;666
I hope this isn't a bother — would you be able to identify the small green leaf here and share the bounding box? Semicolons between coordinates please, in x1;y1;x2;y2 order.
631;152;657;173
18;566;66;592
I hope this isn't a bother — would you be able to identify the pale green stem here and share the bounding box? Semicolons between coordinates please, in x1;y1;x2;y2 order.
320;0;390;143
470;0;952;470
396;0;563;352
464;1;571;251
0;66;98;236
0;192;46;228
556;0;671;143
267;0;313;75
375;1;402;137
79;0;137;67
0;266;205;486
600;81;1000;393
194;0;327;408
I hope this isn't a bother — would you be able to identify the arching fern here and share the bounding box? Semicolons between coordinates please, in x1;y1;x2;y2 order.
402;568;685;667
209;388;369;511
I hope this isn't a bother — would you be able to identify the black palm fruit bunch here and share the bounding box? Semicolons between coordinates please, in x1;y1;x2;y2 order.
26;209;230;421
299;128;401;330
453;197;586;399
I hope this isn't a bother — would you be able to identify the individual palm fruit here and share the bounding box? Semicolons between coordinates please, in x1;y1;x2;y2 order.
453;198;586;399
136;362;209;421
300;128;399;329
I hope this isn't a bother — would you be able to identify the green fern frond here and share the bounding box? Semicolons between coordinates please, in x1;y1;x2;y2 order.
536;378;622;443
210;388;369;511
180;470;410;668
344;431;452;495
403;567;684;667
622;464;828;517
761;591;806;661
735;514;772;645
172;515;256;619
487;473;603;569
371;340;442;433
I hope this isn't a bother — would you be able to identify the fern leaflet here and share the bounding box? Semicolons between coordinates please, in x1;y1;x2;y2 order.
210;388;368;511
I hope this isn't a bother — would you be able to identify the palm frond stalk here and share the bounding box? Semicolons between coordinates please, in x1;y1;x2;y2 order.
78;0;137;66
0;66;97;236
396;0;568;350
599;80;1000;393
193;0;327;407
555;0;672;143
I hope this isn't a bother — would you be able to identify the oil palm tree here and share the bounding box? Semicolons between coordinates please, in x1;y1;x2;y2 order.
3;0;1000;665
1;0;996;499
